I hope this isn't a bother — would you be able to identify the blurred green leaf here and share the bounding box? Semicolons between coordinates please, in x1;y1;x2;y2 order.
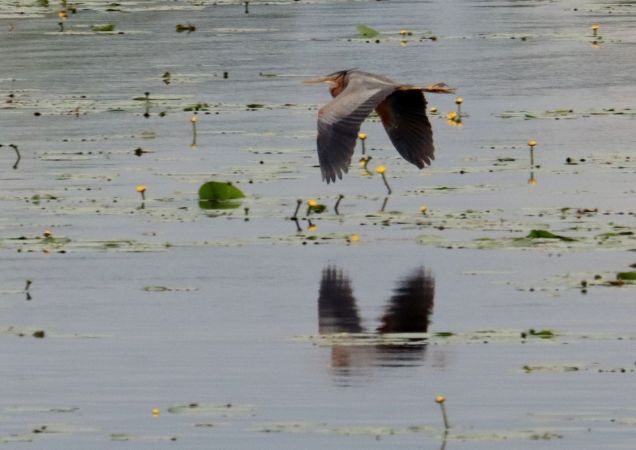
526;229;575;242
198;181;244;209
617;272;636;281
357;24;379;38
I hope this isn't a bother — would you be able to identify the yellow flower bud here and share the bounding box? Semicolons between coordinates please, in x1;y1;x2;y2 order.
191;116;198;123
375;165;386;174
455;97;463;105
136;185;147;193
350;234;360;242
152;408;161;417
528;139;537;147
358;132;367;140
435;395;446;404
307;199;318;207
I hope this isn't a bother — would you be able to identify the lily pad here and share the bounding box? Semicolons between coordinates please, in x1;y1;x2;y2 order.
526;229;576;242
167;402;254;416
198;181;244;209
92;24;116;32
357;24;379;38
616;272;636;281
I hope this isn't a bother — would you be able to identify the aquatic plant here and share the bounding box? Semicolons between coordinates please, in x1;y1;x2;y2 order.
175;23;196;33
92;23;115;32
7;144;21;169
616;272;636;281
191;116;198;147
455;97;463;118
306;199;326;215
435;395;450;430
291;199;302;220
57;9;66;31
528;139;537;167
136;185;146;201
357;24;379;38
526;229;575;242
376;165;392;195
334;194;344;215
198;181;244;209
358;132;367;155
359;155;372;173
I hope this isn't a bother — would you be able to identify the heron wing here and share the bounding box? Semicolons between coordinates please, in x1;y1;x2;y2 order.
377;88;434;169
317;79;396;183
318;266;363;334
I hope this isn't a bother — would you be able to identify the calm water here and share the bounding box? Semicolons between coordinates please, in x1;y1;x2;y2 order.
1;0;635;448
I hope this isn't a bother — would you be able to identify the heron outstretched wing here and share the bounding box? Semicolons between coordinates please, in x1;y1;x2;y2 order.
317;77;396;183
377;88;434;169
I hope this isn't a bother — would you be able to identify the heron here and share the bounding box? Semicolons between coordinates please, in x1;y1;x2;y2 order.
304;69;454;183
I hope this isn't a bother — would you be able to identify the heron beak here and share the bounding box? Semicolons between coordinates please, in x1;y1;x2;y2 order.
303;75;336;84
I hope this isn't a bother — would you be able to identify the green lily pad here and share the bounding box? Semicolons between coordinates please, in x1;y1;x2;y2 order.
198;181;244;210
308;203;326;214
616;272;636;281
357;24;379;38
198;181;244;202
522;329;556;339
92;23;116;32
526;229;576;242
435;332;455;337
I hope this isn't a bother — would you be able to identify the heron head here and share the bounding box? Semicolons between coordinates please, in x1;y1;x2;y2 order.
304;70;353;96
303;70;349;84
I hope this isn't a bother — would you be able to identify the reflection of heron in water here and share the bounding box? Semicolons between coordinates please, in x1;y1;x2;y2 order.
378;268;435;334
318;266;363;334
317;266;435;375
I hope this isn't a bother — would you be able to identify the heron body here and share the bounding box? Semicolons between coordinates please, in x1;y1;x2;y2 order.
305;69;454;183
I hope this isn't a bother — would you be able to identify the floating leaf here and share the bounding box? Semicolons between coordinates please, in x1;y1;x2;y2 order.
435;332;454;337
92;23;116;32
616;272;636;281
168;403;254;416
176;23;196;33
183;102;209;112
308;203;326;214
198;181;244;209
198;181;244;201
522;329;556;339
357;24;379;38
526;229;575;242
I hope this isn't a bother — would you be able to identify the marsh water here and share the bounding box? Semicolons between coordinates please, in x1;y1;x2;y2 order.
1;0;636;448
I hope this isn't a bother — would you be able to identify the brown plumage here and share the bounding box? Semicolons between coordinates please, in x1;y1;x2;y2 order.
305;69;454;183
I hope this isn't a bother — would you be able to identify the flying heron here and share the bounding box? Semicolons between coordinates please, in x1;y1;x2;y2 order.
305;69;454;183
